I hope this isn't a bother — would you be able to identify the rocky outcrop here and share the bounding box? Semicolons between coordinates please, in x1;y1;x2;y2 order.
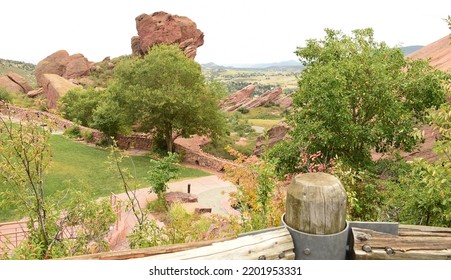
0;75;24;93
0;72;32;93
241;87;284;109
220;85;256;111
35;50;92;87
220;85;293;111
27;88;44;98
41;74;80;110
132;11;204;59
253;124;290;155
63;53;91;79
407;35;451;72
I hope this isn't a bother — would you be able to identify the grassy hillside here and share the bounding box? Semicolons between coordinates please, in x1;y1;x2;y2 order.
202;66;301;95
0;134;210;222
0;58;36;87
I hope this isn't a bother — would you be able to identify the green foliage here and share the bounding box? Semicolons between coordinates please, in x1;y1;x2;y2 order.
223;149;286;232
0;115;52;257
148;152;180;201
91;99;129;137
63;123;82;139
59;87;104;127
109;45;226;152
0;88;12;102
384;104;451;227
283;28;448;169
237;107;249;114
0;115;116;259
333;161;384;221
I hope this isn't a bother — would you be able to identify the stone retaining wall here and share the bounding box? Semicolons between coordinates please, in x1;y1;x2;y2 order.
0;102;233;172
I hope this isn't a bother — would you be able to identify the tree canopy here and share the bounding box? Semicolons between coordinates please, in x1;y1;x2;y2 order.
108;44;226;152
272;28;449;172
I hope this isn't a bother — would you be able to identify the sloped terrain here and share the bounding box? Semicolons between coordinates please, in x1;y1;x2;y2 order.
407;35;451;72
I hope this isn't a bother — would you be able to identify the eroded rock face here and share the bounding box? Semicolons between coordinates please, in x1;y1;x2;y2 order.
41;74;79;110
220;86;292;112
0;74;27;93
132;11;204;58
35;50;92;87
6;72;33;93
254;124;290;155
220;85;257;111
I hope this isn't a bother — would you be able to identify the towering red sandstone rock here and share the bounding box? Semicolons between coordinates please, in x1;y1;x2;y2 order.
132;11;204;59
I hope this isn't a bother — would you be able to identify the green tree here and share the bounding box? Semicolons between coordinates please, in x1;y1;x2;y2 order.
148;152;180;204
385;102;451;227
275;28;448;171
108;44;225;152
59;87;104;127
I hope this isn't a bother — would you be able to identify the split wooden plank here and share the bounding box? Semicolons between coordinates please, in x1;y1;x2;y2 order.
142;227;294;260
352;224;451;260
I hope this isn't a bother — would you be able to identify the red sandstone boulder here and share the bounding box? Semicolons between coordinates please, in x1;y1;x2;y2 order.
0;75;26;93
242;87;283;109
35;50;92;87
220;85;257;111
27;88;44;98
6;72;32;93
63;54;91;79
132;11;204;59
41;74;79;110
35;50;70;87
254;124;290;155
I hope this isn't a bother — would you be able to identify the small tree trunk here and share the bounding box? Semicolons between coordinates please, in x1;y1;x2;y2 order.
165;126;174;152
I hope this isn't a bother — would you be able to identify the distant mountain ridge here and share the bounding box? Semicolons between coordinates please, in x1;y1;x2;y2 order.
202;60;303;70
202;46;425;70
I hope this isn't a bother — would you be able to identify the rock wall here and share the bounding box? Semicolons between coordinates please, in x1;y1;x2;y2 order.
0;103;233;172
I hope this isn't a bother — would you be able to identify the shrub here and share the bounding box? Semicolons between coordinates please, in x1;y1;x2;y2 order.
0;88;11;102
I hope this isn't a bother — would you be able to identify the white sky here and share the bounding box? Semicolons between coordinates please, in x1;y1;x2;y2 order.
1;0;450;65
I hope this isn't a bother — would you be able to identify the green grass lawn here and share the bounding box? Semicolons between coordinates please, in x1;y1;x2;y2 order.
0;134;210;222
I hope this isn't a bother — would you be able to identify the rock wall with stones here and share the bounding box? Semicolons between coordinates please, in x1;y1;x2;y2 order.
0;103;236;172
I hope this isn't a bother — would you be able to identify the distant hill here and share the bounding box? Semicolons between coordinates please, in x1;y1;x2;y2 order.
401;45;423;56
0;58;36;87
202;60;304;71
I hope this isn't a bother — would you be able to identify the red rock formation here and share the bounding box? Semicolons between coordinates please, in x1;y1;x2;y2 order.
220;85;256;111
35;50;70;87
241;87;283;109
221;85;294;111
407;35;451;72
41;74;79;110
253;124;290;155
6;72;32;93
35;50;92;87
63;54;91;79
0;72;32;94
27;88;44;98
132;11;204;59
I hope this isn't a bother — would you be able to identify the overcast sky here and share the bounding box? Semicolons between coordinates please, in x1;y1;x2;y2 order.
1;0;450;66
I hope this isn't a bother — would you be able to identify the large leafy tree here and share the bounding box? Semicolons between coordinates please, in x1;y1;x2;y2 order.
108;44;225;152
275;28;448;171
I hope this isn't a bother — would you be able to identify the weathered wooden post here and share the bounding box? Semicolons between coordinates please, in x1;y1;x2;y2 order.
282;172;349;259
